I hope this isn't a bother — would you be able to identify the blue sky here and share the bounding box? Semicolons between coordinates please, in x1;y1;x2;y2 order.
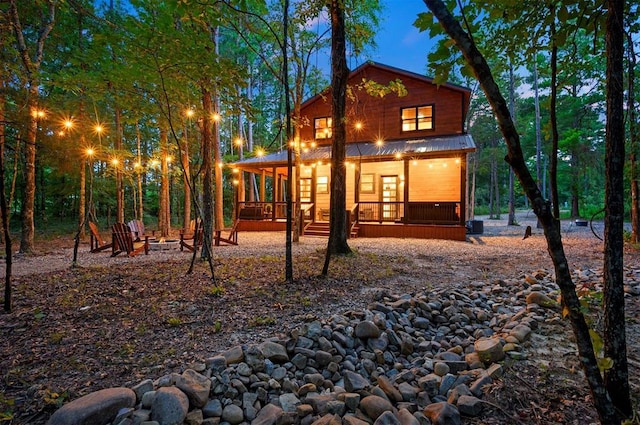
364;0;435;75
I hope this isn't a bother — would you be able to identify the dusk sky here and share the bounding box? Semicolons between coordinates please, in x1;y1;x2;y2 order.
366;0;435;75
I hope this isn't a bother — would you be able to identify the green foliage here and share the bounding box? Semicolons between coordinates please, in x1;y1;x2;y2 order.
166;317;182;327
207;285;226;297
250;315;276;327
0;393;15;421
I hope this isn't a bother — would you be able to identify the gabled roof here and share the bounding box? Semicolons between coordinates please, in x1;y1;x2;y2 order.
232;135;476;171
301;61;472;107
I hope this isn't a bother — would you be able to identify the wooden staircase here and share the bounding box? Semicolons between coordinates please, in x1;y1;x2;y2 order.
303;222;359;238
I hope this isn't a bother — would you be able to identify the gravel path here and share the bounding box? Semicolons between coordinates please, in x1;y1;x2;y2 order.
3;212;606;278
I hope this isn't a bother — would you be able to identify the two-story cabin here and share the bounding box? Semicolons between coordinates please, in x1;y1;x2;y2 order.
231;62;476;241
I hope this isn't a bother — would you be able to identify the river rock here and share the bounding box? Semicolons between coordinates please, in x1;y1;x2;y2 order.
151;387;189;425
47;387;136;425
474;338;505;364
423;402;460;425
355;321;381;338
360;395;394;420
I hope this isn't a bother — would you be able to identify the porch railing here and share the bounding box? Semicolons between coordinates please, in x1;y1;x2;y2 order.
357;201;460;224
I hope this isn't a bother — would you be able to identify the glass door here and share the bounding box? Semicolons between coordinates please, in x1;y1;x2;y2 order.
381;175;398;220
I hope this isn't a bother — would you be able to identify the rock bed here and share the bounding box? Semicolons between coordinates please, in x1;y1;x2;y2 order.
47;267;584;425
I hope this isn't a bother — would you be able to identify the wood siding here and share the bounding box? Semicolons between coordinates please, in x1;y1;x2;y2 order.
300;64;469;144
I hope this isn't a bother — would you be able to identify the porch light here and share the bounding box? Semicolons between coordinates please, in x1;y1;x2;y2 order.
218;162;224;168
185;108;195;118
235;137;243;147
94;124;104;135
455;158;461;164
355;121;363;130
63;119;74;129
310;141;317;148
256;148;265;157
232;168;239;174
165;155;172;163
111;158;119;166
232;179;239;186
395;152;402;159
443;163;447;167
32;109;46;119
212;112;221;122
412;159;418;166
375;138;384;147
86;148;95;157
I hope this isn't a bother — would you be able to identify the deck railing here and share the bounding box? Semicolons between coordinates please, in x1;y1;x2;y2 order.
357;201;460;224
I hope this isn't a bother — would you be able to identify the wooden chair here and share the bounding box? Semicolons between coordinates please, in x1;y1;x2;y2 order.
111;222;149;257
88;221;113;253
127;219;154;242
180;220;203;252
215;219;239;246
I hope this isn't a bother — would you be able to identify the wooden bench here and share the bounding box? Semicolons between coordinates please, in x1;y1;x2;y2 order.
239;206;264;220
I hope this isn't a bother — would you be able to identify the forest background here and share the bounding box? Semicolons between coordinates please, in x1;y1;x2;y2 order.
3;0;637;254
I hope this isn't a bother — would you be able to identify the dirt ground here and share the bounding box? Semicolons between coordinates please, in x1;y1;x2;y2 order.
0;213;638;424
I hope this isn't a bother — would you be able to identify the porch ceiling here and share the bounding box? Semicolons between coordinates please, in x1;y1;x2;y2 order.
231;134;476;173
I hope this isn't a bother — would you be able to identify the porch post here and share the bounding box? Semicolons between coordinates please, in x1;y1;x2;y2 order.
260;169;266;203
271;167;277;221
311;165;317;221
460;155;467;226
403;158;410;224
354;163;360;219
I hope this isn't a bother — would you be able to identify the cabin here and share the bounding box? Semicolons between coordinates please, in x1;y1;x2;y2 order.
230;62;476;241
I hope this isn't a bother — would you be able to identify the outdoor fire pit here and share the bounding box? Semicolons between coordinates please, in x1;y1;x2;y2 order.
149;239;180;251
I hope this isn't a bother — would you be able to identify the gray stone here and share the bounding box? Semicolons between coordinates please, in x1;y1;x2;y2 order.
355;320;381;339
470;373;493;397
397;408;420;425
433;362;449;377
222;404;244;424
474;338;505;364
176;369;211;408
360;395;394;421
376;375;403;402
251;403;283;425
343;415;370;425
374;410;401;425
141;391;156;409
279;393;301;413
509;324;532;342
525;292;558;309
397;382;418;402
203;399;223;418
246;345;266;372
456;395;483;416
423;402;460;425
151;387;189;425
48;387;136;425
260;341;289;363
206;355;228;372
343;370;370;392
306;394;337;416
185;409;204;425
132;380;154;402
222;346;245;365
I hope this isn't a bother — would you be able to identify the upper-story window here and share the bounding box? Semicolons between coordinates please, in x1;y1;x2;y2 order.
401;105;434;132
315;117;332;139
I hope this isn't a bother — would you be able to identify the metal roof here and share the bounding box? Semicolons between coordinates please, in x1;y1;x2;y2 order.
233;134;476;168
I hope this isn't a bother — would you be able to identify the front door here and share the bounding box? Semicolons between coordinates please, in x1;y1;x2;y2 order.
380;175;399;221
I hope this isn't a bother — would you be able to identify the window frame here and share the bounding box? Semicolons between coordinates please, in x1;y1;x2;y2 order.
316;175;329;193
314;117;333;139
401;104;434;132
300;178;312;202
359;173;375;194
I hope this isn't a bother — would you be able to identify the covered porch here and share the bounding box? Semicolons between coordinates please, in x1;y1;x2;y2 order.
230;135;475;241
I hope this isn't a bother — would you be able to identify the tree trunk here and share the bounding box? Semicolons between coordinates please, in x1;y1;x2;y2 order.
20;90;37;254
0;77;12;311
322;0;351;276
422;1;620;422
115;107;124;223
507;64;516;225
603;0;631;417
212;27;224;232
201;86;215;261
283;0;293;282
136;122;144;222
181;122;191;232
159;127;170;237
549;7;560;219
627;32;639;243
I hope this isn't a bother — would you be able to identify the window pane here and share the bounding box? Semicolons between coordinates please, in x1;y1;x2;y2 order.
402;122;415;132
418;118;432;130
417;106;432;118
401;108;416;119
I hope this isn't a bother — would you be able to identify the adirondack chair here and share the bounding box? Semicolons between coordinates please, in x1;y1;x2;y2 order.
127;219;155;242
214;219;239;246
111;222;149;257
88;221;113;253
180;220;203;252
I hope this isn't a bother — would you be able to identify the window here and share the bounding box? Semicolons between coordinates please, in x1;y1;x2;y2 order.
401;105;433;132
317;176;329;193
315;117;332;139
360;173;375;194
300;178;311;202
